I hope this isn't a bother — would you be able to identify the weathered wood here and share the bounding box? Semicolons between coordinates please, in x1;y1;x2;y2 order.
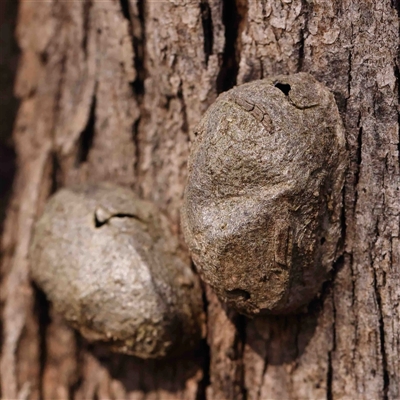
1;0;399;399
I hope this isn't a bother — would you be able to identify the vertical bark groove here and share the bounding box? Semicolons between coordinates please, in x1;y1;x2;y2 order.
75;94;96;166
297;0;309;72
216;0;243;92
200;0;214;66
34;286;50;400
131;0;146;98
374;267;390;400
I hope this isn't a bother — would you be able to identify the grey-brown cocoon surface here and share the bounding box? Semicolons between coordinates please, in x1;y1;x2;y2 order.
30;183;204;358
182;73;347;316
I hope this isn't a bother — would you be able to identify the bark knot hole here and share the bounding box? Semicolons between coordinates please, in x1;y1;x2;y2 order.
274;82;291;96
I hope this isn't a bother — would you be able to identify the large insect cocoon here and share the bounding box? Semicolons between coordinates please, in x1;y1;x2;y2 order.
182;73;347;315
30;183;204;358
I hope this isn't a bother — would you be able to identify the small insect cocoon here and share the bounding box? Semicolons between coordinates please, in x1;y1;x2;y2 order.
182;73;347;316
30;183;204;358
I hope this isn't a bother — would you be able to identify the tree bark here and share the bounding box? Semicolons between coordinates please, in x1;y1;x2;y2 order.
1;0;399;399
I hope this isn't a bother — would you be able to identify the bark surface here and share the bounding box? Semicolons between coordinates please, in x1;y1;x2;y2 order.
1;1;399;399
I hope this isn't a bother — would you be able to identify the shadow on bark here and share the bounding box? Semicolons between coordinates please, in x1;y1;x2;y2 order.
246;310;320;365
0;0;18;248
223;288;330;365
86;341;207;393
0;0;18;368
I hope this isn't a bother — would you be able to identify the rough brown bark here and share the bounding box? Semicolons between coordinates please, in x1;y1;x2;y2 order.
1;0;399;399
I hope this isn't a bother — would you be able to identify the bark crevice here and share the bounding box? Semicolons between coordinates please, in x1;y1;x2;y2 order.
178;87;189;134
195;278;211;400
373;264;390;399
200;0;214;66
395;64;400;172
354;114;363;206
298;0;309;72
129;0;146;183
75;94;96;166
34;285;50;400
82;0;92;56
216;0;241;93
131;0;146;99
